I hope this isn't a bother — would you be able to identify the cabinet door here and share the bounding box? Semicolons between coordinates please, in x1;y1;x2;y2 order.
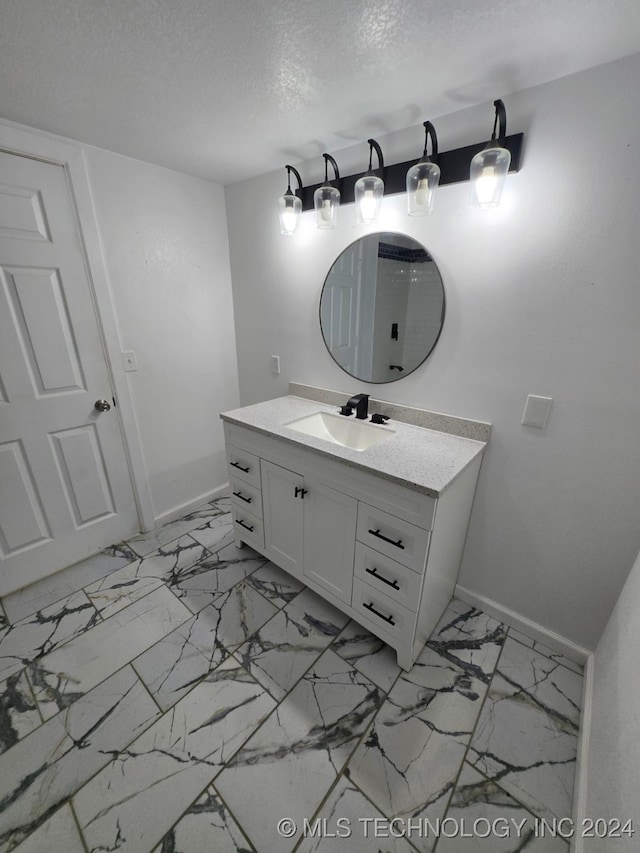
303;480;357;604
261;460;304;579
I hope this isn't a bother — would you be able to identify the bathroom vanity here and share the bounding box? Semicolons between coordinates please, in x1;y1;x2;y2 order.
221;392;488;670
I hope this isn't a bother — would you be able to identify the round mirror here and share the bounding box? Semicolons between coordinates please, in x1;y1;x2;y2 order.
319;232;445;383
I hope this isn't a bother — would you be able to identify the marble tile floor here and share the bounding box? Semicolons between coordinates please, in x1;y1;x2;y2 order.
0;496;585;852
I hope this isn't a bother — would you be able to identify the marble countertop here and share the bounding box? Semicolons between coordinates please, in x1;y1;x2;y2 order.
220;396;487;498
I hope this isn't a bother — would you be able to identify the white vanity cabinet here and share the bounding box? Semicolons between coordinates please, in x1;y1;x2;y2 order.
223;416;483;671
261;459;358;603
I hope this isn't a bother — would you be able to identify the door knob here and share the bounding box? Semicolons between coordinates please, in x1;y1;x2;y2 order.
94;399;111;412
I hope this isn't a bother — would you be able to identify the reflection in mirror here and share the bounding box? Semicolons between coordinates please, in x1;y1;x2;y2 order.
319;233;445;383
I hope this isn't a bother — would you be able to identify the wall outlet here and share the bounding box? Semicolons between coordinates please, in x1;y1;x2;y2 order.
522;395;553;429
122;351;138;372
271;355;280;375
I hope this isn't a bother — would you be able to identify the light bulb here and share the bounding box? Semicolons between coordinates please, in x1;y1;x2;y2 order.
278;191;301;234
314;183;340;229
475;168;498;207
406;158;439;216
281;209;298;233
359;190;377;222
414;178;429;207
470;144;510;208
355;172;383;224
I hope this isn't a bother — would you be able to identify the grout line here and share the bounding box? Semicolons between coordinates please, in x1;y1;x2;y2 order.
290;705;394;852
423;617;510;853
68;799;91;853
0;590;107;688
79;585;187;631
207;783;258;852
294;771;423;853
156;657;287;847
25;588;193;723
4;662;167;849
124;520;218;561
287;626;408;851
80;571;191;626
2;502;228;627
150;773;258;852
233;629;398;853
129;659;164;716
62;668;166;844
327;619;404;696
30;560;282;730
3;555;138;627
245;574;301;613
241;616;340;702
431;616;581;848
22;665;46;726
456;759;554;828
0;513;222;624
124;582;284;719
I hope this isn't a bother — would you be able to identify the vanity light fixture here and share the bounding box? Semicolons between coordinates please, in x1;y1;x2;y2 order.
406;121;440;216
278;165;303;235
314;153;341;229
470;99;512;208
354;139;384;224
284;101;522;230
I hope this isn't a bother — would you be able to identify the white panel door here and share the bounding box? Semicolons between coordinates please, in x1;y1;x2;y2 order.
303;479;357;604
0;150;139;594
319;241;360;374
261;459;304;579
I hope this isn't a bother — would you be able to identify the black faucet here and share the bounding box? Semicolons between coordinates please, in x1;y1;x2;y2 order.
342;393;369;420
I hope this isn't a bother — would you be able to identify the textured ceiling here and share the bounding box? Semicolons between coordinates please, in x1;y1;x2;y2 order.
1;0;640;185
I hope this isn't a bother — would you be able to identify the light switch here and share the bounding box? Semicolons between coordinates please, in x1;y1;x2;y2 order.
271;355;281;375
522;395;553;429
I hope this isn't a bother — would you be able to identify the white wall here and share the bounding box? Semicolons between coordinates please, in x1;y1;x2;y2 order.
225;53;640;650
583;548;640;848
85;148;239;522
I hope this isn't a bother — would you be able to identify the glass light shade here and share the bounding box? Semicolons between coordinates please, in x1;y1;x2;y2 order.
278;191;302;234
406;159;440;216
354;173;384;224
314;184;340;229
470;144;511;208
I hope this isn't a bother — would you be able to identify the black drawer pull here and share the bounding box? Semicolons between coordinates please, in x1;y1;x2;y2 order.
232;490;252;504
230;460;250;473
363;601;396;626
368;528;405;550
236;518;254;532
365;566;400;590
294;486;308;499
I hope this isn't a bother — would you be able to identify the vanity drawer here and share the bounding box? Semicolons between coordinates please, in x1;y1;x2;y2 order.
230;477;263;519
226;444;261;488
356;503;430;574
352;578;416;645
232;505;264;550
354;543;422;612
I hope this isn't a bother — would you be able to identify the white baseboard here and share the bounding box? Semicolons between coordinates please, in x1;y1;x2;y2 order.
150;483;229;529
570;653;594;853
454;584;591;665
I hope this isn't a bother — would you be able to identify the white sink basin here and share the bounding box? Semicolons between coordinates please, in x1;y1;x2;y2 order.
284;411;395;451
